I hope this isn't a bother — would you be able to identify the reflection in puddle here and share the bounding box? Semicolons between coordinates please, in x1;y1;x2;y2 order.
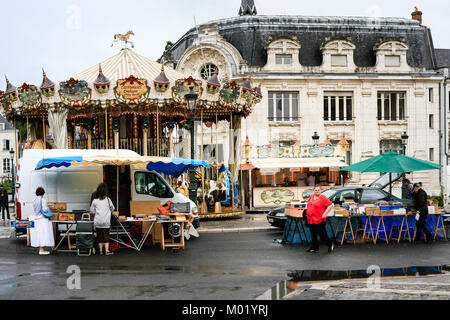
257;265;450;300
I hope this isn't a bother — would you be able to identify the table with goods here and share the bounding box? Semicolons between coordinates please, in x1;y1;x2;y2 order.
282;199;447;245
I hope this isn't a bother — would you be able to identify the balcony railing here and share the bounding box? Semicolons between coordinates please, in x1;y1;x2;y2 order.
243;144;348;160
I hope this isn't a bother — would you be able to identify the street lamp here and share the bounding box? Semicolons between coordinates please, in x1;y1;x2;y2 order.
185;87;199;203
401;132;409;155
9;148;15;211
312;132;320;146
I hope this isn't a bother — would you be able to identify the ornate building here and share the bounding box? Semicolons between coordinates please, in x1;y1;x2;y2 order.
164;1;450;197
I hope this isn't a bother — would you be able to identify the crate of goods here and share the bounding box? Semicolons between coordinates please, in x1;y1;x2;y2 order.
428;200;439;213
335;208;349;217
48;202;67;212
365;207;381;216
59;213;75;221
287;207;304;218
379;205;392;211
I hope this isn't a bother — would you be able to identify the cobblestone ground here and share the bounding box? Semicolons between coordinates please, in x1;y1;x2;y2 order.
286;273;450;300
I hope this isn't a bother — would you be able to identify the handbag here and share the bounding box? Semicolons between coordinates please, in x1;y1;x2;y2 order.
40;198;53;219
107;198;118;227
303;208;310;227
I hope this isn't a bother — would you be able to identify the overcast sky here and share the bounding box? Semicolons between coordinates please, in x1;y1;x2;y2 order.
1;0;449;89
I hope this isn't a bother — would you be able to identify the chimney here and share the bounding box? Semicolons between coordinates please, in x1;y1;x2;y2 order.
411;6;423;24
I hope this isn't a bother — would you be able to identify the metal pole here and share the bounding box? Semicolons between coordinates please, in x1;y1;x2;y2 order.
230;112;235;210
105;109;108;149
188;114;197;203
201;109;205;213
216;111;219;179
42;117;46;149
157;107;160;157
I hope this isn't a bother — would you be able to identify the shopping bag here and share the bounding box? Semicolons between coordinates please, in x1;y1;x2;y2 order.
158;201;172;215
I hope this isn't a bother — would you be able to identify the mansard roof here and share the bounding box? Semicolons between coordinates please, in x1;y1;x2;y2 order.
171;15;438;70
435;49;450;68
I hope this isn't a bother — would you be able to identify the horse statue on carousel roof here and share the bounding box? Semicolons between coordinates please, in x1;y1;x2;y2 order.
111;30;135;49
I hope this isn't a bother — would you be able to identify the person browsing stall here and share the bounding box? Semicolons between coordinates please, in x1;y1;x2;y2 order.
401;179;413;200
411;183;433;243
30;187;55;255
306;186;335;253
90;183;115;255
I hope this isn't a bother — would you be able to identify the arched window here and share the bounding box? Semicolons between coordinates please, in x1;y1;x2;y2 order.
200;64;218;80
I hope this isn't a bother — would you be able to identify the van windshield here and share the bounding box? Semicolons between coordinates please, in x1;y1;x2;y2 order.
135;172;172;198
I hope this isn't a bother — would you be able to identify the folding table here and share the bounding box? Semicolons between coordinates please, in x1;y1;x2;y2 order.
389;213;413;243
333;216;355;245
427;212;447;241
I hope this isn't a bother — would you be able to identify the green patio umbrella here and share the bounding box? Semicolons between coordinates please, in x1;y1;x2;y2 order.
341;151;442;199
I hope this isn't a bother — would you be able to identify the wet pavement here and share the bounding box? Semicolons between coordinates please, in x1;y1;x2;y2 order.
0;226;449;300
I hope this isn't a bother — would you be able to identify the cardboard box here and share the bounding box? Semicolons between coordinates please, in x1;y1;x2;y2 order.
365;207;381;216
59;213;75;221
48;202;67;212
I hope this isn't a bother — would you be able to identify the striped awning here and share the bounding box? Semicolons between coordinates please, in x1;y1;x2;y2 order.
35;155;209;178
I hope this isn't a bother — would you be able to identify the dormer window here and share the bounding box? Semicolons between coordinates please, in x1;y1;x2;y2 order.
276;54;292;65
320;39;356;72
263;37;301;72
385;55;401;67
331;55;348;67
374;40;412;72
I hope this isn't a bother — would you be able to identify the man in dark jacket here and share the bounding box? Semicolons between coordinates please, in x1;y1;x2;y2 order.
411;183;433;243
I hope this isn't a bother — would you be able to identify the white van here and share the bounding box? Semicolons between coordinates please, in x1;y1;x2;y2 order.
15;149;199;227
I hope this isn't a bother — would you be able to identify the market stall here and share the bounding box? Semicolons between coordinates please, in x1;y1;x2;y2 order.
30;154;209;253
281;201;447;246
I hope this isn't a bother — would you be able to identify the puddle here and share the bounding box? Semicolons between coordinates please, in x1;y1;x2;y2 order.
257;265;450;300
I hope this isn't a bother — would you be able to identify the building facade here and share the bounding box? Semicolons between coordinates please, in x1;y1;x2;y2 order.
165;2;450;196
0;114;16;181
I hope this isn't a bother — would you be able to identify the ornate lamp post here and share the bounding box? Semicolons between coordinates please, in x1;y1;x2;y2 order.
9;148;15;211
401;132;409;155
185;87;199;203
312;132;320;146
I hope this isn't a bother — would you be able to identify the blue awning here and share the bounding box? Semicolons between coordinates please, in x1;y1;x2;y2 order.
146;158;210;178
36;156;84;170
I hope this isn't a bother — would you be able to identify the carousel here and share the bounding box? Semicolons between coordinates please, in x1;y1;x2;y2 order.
0;33;261;219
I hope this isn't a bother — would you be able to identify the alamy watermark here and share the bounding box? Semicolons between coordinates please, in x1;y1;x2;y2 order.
366;265;381;289
66;4;81;30
66;265;81;290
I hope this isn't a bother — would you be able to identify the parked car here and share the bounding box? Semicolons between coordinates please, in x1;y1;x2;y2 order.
266;173;410;229
266;206;287;228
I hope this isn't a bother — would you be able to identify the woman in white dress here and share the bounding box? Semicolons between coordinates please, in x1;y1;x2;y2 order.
30;187;54;255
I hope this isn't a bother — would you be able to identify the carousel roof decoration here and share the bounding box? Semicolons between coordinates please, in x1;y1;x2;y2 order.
114;74;150;106
18;82;42;110
172;76;203;105
93;64;110;94
40;69;56;98
4;76;17;95
3;76;18;104
153;65;170;93
206;69;221;94
59;78;92;107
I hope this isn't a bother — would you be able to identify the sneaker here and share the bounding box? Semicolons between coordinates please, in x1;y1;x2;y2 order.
328;243;335;253
306;248;319;253
39;251;50;255
105;251;114;256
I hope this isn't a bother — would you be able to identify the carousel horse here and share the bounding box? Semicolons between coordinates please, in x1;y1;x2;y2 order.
111;30;135;48
218;165;238;207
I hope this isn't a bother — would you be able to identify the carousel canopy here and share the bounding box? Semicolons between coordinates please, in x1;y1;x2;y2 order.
35;155;209;178
1;41;261;124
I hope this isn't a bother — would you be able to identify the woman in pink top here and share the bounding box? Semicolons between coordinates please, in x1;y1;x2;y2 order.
306;185;335;253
